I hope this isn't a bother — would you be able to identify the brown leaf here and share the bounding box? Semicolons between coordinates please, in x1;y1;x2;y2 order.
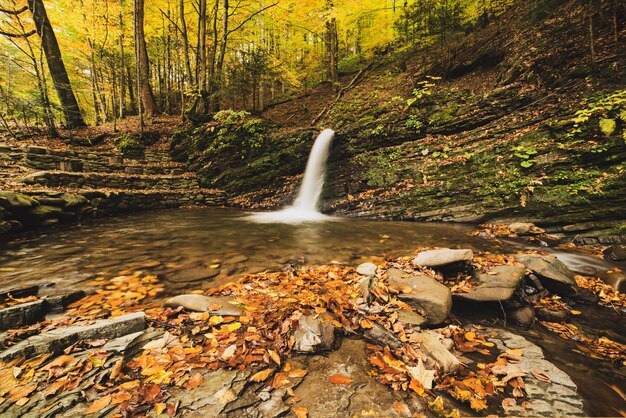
268;349;281;366
531;370;551;383
110;358;124;380
292;406;308;418
185;372;204;390
328;374;352;384
140;383;161;402
85;394;112;414
272;373;290;389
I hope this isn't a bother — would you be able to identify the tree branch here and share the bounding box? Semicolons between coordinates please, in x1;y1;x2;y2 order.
226;2;278;36
0;29;36;38
0;6;29;15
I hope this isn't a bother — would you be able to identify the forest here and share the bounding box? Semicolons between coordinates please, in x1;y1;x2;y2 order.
0;0;625;417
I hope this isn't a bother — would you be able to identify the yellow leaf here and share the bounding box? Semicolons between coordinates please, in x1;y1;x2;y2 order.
251;368;274;382
154;403;167;415
268;350;281;366
292;406;308;418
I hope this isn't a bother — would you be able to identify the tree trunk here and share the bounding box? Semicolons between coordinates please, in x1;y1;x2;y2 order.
197;0;207;91
179;0;193;87
325;18;338;83
213;0;229;111
27;0;85;128
134;0;158;119
119;0;127;117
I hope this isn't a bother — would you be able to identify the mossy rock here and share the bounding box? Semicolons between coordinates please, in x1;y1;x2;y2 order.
28;205;64;220
0;191;38;209
61;193;89;208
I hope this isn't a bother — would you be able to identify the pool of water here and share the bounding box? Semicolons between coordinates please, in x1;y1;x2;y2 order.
0;207;509;295
0;207;624;416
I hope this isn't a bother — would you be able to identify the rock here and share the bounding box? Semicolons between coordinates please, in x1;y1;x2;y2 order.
389;273;452;325
363;323;402;349
509;305;535;327
0;285;39;301
125;167;143;175
602;245;626;261
514;254;579;297
412;248;473;268
356;262;377;276
509;222;543;235
293;315;337;353
0;300;46;331
0;191;36;209
0;312;147;360
165;294;243;316
225;254;249;264
535;307;570;323
386;267;406;281
61;193;89;208
487;328;585;417
412;331;461;373
0;220;10;234
597;270;626;293
358;275;377;305
170;267;220;283
28;204;63;220
287;339;422;418
455;265;525;302
396;309;428;328
44;290;86;314
108;155;124;165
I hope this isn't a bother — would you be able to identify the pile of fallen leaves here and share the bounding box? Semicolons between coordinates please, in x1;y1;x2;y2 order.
540;321;626;366
533;295;581;316
574;274;626;308
0;294;38;310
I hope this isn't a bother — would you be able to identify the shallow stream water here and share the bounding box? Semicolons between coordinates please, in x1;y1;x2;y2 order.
0;207;624;415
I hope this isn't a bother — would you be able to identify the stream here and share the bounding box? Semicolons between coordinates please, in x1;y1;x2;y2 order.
0;207;624;416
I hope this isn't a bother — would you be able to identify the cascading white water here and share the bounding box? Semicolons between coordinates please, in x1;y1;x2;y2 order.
248;128;335;223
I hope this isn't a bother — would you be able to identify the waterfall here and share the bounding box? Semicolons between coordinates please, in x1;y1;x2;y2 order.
248;128;335;223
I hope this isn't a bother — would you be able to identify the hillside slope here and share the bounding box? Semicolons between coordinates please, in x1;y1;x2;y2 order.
172;0;626;244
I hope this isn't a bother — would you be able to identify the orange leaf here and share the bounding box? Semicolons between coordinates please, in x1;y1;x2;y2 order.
272;373;290;389
85;394;112;414
185;372;204;390
140;383;161;402
268;349;281;366
328;374;352;384
288;369;308;378
251;368;274;382
393;400;411;415
292;406;308;418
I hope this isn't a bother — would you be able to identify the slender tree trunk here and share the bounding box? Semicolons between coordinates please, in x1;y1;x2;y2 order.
27;0;85;128
197;0;207;91
134;0;157;119
126;65;136;112
214;0;229;111
588;0;596;68
179;0;193;87
119;0;127;117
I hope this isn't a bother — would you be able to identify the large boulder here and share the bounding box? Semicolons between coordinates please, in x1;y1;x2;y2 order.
0;191;37;209
412;248;473;268
293;315;337;353
165;294;243;316
603;245;626;261
389;273;452;325
514;254;579;297
455;265;526;302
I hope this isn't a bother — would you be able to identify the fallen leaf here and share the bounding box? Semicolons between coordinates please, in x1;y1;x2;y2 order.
154;402;167;415
407;357;436;390
292;406;308;418
328;374;353;384
85;394;112;414
288;369;308;378
140;383;161;402
393;400;411;415
251;368;274;382
531;370;551;383
268;349;281;366
222;344;237;360
185;372;204;389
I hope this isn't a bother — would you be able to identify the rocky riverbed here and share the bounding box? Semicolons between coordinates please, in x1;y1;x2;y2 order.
0;242;624;417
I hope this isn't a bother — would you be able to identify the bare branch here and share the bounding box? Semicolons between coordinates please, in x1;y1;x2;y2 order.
0;6;28;15
226;2;277;36
0;29;36;38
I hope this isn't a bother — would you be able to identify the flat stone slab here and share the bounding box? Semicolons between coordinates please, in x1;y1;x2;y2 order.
0;300;46;331
515;254;579;297
165;294;243;316
0;312;146;361
389;273;452;325
170;268;220;283
486;328;586;417
0;285;39;301
455;265;526;302
412;248;473;268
